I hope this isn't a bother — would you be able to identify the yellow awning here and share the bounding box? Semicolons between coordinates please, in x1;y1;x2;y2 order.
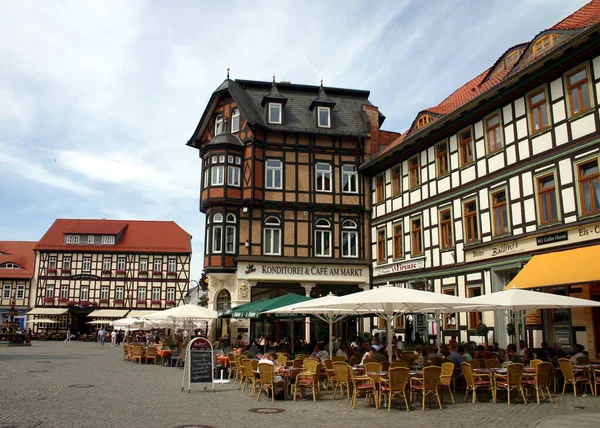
506;244;600;289
27;308;69;315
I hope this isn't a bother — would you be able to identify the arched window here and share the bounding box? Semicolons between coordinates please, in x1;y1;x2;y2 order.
225;214;236;254
341;220;358;258
315;219;331;257
263;216;281;255
526;34;566;62
415;114;434;130
231;109;240;133
212;213;223;253
216;289;231;311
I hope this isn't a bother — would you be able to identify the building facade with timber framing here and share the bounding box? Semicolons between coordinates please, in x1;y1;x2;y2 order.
361;1;600;355
187;77;399;342
0;241;36;331
29;219;192;335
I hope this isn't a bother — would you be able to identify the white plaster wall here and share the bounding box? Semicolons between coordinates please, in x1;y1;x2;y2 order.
550;78;563;101
504;123;515;145
554;123;569;146
570;113;596;140
385;199;391;214
467;272;482;281
429;182;437;198
511;201;522;226
480;212;491;235
430;226;439;246
438;176;451;193
516;118;528;140
509;176;521;200
421;183;429;200
488;152;505;173
552;100;566;123
479;188;489;210
475;139;486;159
477;158;487;177
428;163;436;182
455;242;464;263
376;204;386;217
450;152;458;171
514;97;526;118
526;225;537;233
564;215;578;224
432;248;440;267
523;198;536;223
506;144;517;166
561;187;576;214
531;132;553;155
460;165;476;183
593;55;600;80
409;189;421;205
513;227;523;235
449;134;457;151
474;120;483;140
503;103;513;124
423;208;430;228
518;138;530;161
451;170;460;188
522;171;534;197
454;219;463;242
392;197;403;211
441;251;453;265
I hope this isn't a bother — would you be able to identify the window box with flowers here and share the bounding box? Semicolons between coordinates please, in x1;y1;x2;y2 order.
138;270;148;275
79;300;92;308
152;271;162;276
167;271;177;276
57;297;69;305
136;299;147;305
116;269;126;275
67;300;78;306
99;299;109;305
102;269;111;275
166;299;176;306
61;268;71;274
47;268;57;274
151;299;161;306
43;297;55;304
114;299;124;305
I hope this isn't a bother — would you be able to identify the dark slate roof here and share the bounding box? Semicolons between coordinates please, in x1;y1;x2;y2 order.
206;133;243;148
261;81;288;106
309;83;336;110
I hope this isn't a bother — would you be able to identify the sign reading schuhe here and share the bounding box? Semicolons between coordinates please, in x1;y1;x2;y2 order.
182;337;214;392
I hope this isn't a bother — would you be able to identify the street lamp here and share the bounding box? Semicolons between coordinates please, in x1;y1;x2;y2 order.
186;280;199;305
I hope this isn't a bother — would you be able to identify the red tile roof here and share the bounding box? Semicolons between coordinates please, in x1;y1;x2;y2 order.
0;241;37;279
35;219;192;254
377;0;600;156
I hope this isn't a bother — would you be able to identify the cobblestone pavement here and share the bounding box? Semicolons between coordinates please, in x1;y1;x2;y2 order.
1;342;599;428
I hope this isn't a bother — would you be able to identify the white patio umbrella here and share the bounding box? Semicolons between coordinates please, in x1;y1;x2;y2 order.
111;317;155;331
263;293;355;358
143;304;218;320
304;284;478;362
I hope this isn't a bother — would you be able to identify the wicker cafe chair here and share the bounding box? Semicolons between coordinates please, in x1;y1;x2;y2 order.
144;346;158;365
349;365;379;409
401;351;415;364
485;358;500;369
522;362;553;404
593;369;600;397
439;362;456;405
227;353;237;380
332;362;351;400
332;356;346;362
364;361;383;387
237;358;248;389
233;355;244;383
410;365;442;411
462;362;494;404
293;358;321;402
390;361;408;369
558;358;592;397
495;363;527;405
379;367;410;412
257;363;286;402
130;345;143;364
276;354;288;366
122;344;129;361
242;359;261;397
292;358;304;368
323;359;336;391
575;355;590;365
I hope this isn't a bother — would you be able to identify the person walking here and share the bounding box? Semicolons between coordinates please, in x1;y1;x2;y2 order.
98;328;107;346
115;330;122;347
65;328;71;342
110;329;117;347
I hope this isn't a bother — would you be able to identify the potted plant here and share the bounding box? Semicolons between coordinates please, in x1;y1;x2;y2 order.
475;322;489;344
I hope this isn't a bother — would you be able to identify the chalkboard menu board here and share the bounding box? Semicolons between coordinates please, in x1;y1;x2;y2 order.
183;337;214;392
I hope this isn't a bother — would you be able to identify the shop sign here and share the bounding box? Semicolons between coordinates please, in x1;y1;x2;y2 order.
525;309;542;325
237;262;369;282
536;232;568;246
374;258;425;277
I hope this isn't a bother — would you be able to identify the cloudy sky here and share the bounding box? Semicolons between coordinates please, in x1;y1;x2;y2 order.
0;0;589;279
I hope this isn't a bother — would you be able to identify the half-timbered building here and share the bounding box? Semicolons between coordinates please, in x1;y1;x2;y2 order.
187;77;398;343
361;0;600;355
0;241;36;331
30;219;192;335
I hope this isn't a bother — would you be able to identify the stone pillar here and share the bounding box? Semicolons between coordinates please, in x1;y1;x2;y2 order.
301;283;316;342
358;282;370;333
230;280;256;346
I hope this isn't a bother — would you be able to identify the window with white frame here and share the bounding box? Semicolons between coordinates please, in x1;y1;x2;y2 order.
212;213;223;253
342;165;358;193
153;258;162;273
101;286;109;300
115;287;124;301
66;235;80;244
317;106;330;128
341;220;358;258
152;287;161;301
60;285;68;299
265;159;282;189
138;287;147;301
103;258;111;271
82;257;91;272
49;257;57;269
268;103;282;124
102;235;115;245
215;115;224;135
62;257;71;271
167;288;175;301
263;216;281;255
45;285;54;298
117;258;126;271
139;258;148;272
231;109;240;133
315;218;332;257
87;235;94;244
167;259;176;273
315;163;332;192
225;213;236;254
228;164;240;186
80;286;89;301
2;284;10;299
203;168;209;189
16;284;25;299
211;164;224;186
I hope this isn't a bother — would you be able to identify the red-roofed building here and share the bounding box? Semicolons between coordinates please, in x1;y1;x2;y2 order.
361;1;600;355
0;241;37;331
30;219;192;336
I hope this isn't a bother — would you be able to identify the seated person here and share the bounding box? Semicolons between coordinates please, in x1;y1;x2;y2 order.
473;345;492;360
359;346;377;366
234;334;245;348
522;347;534;366
571;343;586;364
428;345;444;358
505;343;522;363
309;345;329;362
335;346;349;361
372;346;387;363
258;352;283;383
552;342;568;366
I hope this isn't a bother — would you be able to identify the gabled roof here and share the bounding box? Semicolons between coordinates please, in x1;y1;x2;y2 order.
371;0;600;160
0;241;37;279
187;78;380;148
35;219;192;254
66;220;127;235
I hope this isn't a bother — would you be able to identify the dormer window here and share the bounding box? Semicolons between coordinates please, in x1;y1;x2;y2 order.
66;235;80;244
525;34;566;62
215;115;224;135
101;235;115;245
231;109;240;133
415;114;434;130
317;106;330;128
268;103;282;124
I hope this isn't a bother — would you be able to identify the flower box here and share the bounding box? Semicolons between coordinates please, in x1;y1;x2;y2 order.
138;270;148;275
61;268;71;274
99;299;109;304
79;300;91;307
57;297;69;303
151;299;161;305
47;268;57;273
67;300;77;306
43;297;55;303
136;299;147;305
114;299;124;305
116;269;126;274
101;269;111;274
166;300;176;306
167;271;177;276
152;271;162;276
